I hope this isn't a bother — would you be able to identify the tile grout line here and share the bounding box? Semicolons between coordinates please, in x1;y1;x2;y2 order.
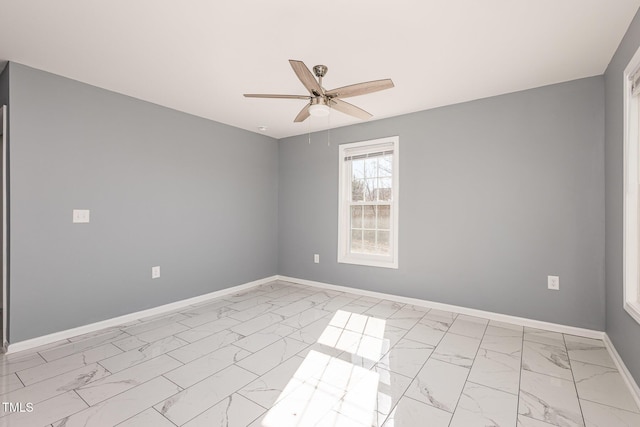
2;360;116;399
446;319;489;426
60;371;187;423
163;351;186;367
515;322;525;426
578;396;640;415
73;388;91;409
563;332;588;427
14;370;26;388
80;364;185;405
153;406;179;427
160;372;185;391
378;306;459;426
19;387;92;427
464;379;519;397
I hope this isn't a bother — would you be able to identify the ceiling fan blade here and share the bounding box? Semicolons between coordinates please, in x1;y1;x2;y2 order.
325;79;394;99
294;104;311;122
329;99;372;120
289;60;323;96
244;94;310;100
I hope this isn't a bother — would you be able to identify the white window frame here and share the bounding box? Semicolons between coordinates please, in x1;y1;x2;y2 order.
623;46;640;325
338;136;399;269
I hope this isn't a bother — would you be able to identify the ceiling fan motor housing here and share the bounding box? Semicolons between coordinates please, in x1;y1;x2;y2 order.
313;65;328;78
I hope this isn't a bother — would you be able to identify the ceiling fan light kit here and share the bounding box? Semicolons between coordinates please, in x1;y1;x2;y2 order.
244;59;394;123
309;98;331;117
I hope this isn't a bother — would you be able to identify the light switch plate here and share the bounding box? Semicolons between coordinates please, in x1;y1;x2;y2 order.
152;266;161;279
73;209;90;223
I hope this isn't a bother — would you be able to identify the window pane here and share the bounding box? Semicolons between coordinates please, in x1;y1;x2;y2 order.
363;205;377;228
351;206;363;228
378;177;392;201
365;158;377;179
378;155;392;177
364;178;376;201
352;159;365;179
351;229;363;253
377;231;390;253
363;230;376;253
352;179;364;201
378;205;390;229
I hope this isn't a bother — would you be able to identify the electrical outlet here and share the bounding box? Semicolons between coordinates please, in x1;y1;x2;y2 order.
548;275;559;290
72;209;90;223
314;254;320;264
152;266;161;279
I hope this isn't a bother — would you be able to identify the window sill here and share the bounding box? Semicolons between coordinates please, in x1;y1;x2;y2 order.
338;256;398;269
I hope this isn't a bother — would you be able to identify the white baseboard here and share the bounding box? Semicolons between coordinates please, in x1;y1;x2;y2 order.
603;333;640;410
278;275;605;339
6;275;278;354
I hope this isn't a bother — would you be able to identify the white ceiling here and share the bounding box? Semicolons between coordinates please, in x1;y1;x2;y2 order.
0;1;639;139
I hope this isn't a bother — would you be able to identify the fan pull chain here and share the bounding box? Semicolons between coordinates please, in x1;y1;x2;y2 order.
327;105;331;146
308;114;311;144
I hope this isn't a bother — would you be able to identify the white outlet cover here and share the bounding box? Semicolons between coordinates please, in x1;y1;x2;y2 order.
314;254;319;263
152;266;161;279
72;209;90;223
548;275;560;290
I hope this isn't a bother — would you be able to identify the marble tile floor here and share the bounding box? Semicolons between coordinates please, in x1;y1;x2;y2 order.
0;280;638;426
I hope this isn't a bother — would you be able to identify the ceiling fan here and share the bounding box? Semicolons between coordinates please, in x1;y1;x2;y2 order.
244;60;394;123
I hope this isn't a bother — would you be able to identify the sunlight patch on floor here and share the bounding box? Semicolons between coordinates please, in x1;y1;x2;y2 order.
261;311;387;426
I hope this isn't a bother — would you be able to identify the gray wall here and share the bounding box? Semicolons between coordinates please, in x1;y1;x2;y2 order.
8;63;279;342
604;10;640;382
279;76;605;330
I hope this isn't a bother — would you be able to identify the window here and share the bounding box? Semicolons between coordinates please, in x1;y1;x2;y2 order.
623;46;640;325
338;136;399;268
